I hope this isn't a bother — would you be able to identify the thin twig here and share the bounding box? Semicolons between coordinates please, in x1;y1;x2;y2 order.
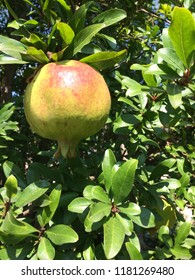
138;8;171;24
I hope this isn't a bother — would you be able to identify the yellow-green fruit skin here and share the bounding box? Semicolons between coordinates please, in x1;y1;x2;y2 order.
24;60;111;157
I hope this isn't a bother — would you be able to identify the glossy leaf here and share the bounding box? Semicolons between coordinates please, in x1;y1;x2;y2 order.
26;46;49;63
184;0;194;8
56;0;71;12
1;211;38;235
80;50;126;71
83;239;95;260
88;202;111;223
15;180;50;208
115;213;133;236
157;48;185;72
21;33;47;50
103;216;125;259
125;242;143;260
3;161;26;189
0;244;33;260
102;149;116;192
165;178;181;190
129;207;155;228
158;225;173;248
0;54;28;64
175;222;191;245
68;1;94;33
57;22;75;46
122;77;148;97
37;237;55;260
119;202;141;216
92;9;126;27
37;185;62;227
150;158;176;180
46;224;78;245
68;197;92;213
83;185;110;203
4;175;18;199
72;23;105;56
0;100;14;118
0;35;27;60
168;7;195;67
167;84;183;109
170;245;192;260
111;159;138;204
84;213;107;233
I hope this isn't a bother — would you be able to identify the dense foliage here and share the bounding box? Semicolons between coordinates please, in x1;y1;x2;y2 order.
0;0;194;260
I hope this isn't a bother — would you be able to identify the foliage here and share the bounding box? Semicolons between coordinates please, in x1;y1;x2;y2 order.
0;0;194;260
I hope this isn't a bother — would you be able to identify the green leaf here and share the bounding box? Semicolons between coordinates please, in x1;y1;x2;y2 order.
122;77;148;97
158;225;173;248
0;35;27;63
150;158;176;180
37;237;55;260
57;22;75;46
92;8;127;27
4;175;18;199
125;242;143;260
3;161;26;189
88;202;111;223
0;54;28;64
46;224;78;245
115;213;133;236
162;28;173;48
102;149;116;192
68;197;92;213
182;238;195;249
0;102;15;121
15;180;50;208
175;222;191;245
27;46;49;63
56;0;71;12
127;232;141;251
184;0;194;9
97;33;117;50
111;159;138;204
168;7;195;67
84;213;107;233
129;207;155;228
0;244;33;260
170;244;192;260
80;50;126;71
37;185;62;227
1;211;38;236
157;48;185;72
103;216;125;259
167;84;183;109
83;238;95;260
71;23;106;56
4;0;19;20
165;178;181;190
21;33;47;51
119;202;141;216
83;185;110;203
68;1;94;33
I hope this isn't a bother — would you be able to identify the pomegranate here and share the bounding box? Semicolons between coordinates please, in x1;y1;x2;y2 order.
24;60;111;158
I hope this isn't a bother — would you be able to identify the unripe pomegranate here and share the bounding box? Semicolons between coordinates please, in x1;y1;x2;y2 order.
24;60;111;158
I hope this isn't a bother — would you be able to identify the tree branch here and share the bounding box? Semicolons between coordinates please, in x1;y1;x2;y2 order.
138;8;171;24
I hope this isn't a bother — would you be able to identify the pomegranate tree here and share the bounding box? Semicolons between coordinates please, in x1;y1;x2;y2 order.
24;60;111;158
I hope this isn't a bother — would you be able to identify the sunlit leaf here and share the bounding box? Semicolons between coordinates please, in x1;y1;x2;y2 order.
103;216;125;259
168;7;195;67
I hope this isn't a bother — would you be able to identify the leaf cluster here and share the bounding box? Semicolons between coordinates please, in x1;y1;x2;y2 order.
0;0;194;260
